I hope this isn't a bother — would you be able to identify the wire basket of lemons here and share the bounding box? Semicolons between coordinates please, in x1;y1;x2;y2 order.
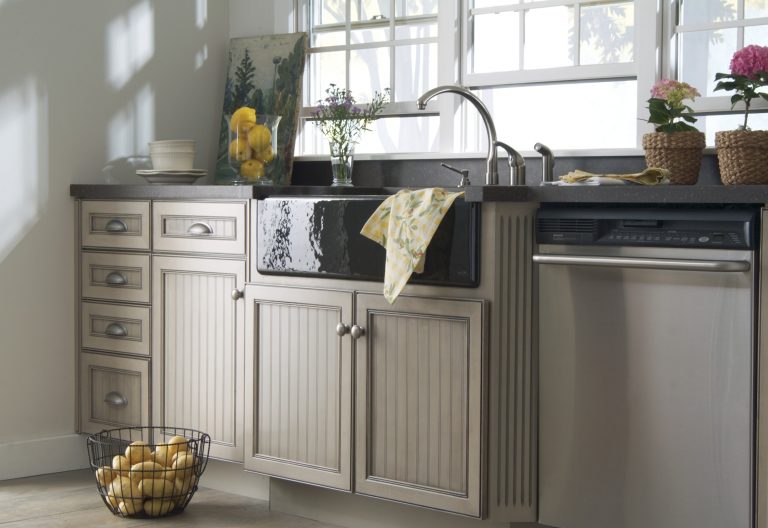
87;426;210;518
227;106;281;185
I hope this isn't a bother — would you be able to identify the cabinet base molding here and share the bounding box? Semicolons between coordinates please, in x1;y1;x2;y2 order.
0;434;89;481
270;479;513;528
198;459;270;501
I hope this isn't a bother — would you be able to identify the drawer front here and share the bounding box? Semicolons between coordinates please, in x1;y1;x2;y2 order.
79;352;150;434
81;302;150;356
81;252;150;303
153;201;247;255
81;200;150;250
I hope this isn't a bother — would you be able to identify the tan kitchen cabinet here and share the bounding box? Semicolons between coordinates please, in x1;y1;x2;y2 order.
243;283;485;516
152;255;246;462
76;199;249;463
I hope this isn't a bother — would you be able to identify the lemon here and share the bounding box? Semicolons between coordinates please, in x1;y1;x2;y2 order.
230;106;256;134
247;124;272;153
255;145;275;164
228;138;252;161
240;159;265;180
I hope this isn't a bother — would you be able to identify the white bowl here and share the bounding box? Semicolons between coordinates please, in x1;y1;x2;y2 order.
149;140;196;170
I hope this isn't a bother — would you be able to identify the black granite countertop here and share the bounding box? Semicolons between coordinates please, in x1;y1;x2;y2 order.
69;183;768;204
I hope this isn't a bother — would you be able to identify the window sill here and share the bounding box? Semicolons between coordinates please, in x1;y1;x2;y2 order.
295;148;650;162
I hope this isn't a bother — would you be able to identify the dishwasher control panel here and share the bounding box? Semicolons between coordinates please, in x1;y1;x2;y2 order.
536;206;757;249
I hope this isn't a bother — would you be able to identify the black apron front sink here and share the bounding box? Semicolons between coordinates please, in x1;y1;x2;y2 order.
256;195;480;287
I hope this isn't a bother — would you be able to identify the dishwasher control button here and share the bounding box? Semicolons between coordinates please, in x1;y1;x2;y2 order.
698;236;710;243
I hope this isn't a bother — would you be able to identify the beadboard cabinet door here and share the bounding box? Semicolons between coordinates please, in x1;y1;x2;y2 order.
354;293;486;517
152;255;246;462
243;284;353;491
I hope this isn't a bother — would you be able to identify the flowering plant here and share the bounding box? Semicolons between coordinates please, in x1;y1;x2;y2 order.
313;84;390;153
714;44;768;130
646;80;701;133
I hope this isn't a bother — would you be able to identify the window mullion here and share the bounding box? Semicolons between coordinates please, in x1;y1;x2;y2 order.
390;0;396;101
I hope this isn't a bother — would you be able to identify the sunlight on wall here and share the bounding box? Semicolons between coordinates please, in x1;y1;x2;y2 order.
106;0;155;90
108;84;155;160
196;0;208;29
0;78;48;264
195;44;209;70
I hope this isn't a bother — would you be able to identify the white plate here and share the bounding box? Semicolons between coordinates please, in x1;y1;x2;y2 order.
136;169;207;184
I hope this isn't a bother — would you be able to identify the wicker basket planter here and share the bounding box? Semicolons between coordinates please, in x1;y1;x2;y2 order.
642;131;705;185
715;130;768;185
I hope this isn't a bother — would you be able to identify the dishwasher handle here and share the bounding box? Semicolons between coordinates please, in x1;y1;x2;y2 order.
532;254;751;272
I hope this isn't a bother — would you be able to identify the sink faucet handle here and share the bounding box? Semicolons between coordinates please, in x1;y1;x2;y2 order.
441;162;471;188
534;142;555;183
494;141;525;186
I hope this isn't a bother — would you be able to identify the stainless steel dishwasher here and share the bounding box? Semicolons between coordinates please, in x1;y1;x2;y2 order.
534;206;758;528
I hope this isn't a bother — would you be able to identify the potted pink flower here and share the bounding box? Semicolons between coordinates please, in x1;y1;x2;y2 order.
642;79;705;184
713;44;768;184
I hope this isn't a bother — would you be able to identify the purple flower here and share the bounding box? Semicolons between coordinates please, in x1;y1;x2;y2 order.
730;45;768;79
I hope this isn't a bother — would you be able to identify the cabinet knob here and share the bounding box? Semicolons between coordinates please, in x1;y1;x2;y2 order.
104;271;128;286
350;325;366;340
104;391;128;407
187;222;214;236
336;323;350;336
104;322;128;337
104;218;128;233
231;288;244;301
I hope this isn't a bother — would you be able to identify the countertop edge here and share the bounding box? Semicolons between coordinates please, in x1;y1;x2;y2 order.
70;183;768;204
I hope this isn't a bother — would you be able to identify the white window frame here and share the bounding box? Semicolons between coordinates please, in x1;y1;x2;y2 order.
288;0;767;158
661;0;768;116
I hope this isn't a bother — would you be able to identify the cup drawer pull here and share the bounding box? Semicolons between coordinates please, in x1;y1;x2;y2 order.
104;271;128;286
104;219;128;233
104;322;128;337
187;222;213;236
104;391;128;407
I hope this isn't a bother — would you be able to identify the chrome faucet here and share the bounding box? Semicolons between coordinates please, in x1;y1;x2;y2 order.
495;141;525;185
534;142;555;184
417;85;499;185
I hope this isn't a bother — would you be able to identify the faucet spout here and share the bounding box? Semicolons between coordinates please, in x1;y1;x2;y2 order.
417;85;499;185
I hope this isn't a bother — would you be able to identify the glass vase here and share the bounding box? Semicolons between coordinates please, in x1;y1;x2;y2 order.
329;141;354;187
224;111;281;185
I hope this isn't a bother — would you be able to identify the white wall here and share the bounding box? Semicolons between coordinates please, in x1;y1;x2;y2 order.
0;0;228;478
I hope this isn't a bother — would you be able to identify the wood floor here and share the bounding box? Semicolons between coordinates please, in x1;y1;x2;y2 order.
0;469;341;527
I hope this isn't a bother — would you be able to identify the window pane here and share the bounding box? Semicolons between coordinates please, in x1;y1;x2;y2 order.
310;51;346;103
471;12;519;73
357;116;440;153
313;30;346;47
473;0;517;8
349;47;390;99
395;43;437;101
524;7;574;69
745;24;768;47
679;29;737;96
351;0;390;22
395;22;437;39
696;114;768;145
679;0;736;25
302;116;440;154
580;2;634;65
475;81;637;150
351;26;390;43
316;0;346;25
396;0;438;17
746;0;768;19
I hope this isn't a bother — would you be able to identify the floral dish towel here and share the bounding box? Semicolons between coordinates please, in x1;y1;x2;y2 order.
361;188;464;304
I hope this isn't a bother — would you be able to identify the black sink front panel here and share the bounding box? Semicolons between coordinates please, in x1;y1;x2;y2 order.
256;196;480;287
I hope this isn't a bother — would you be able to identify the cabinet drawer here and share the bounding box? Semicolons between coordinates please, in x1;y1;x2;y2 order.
81;252;150;304
81;302;150;356
79;352;150;434
152;201;247;255
81;200;150;250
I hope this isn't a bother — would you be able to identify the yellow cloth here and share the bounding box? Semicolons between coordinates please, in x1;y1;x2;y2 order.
361;188;464;304
560;167;670;185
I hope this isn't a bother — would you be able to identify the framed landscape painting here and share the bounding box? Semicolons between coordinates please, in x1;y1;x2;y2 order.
216;33;308;185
